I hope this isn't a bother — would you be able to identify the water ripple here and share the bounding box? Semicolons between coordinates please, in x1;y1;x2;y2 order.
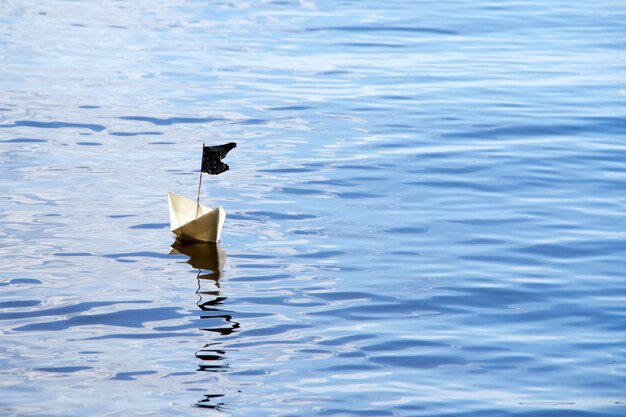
2;0;626;415
119;115;223;125
0;120;106;131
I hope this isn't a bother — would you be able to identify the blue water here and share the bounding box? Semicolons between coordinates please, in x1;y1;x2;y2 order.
2;1;626;416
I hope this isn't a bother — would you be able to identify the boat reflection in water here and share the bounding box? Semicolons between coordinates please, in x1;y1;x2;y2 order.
169;239;239;410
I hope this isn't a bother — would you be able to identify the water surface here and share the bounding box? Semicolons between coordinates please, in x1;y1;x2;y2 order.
2;1;626;416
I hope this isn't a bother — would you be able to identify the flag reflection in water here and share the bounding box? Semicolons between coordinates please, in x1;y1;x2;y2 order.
169;240;239;410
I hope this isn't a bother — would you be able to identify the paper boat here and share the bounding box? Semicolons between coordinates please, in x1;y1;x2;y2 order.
168;192;226;243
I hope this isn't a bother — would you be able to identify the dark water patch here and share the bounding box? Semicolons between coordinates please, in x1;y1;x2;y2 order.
295;250;346;259
167;371;196;377
468;303;593;325
9;278;42;285
14;306;186;331
445;119;626;140
379;123;418;131
233;118;266;125
351;176;386;182
129;223;168;229
527;365;563;373
428;410;515;417
54;252;93;257
303;163;327;169
363;339;448;352
0;300;41;308
406;180;498;193
457;238;506;245
149;141;175;144
291;228;326;236
231;369;267;376
479;354;534;366
433;285;544;307
461;345;511;353
318;70;351;76
384;226;429;234
318;408;395;417
461;254;543;265
336;351;367;359
424;165;488;174
449;217;529;226
516;410;605;417
230;211;317;222
321;364;380;372
306;26;458;35
111;370;158;380
0;138;47;143
79;105;100;109
369;354;468;368
334;164;385;171
0;300;149;320
278;187;323;195
391;250;421;256
34;366;92;373
374;139;414;147
108;214;135;218
268;105;312;111
298;348;331;354
351;106;387;112
259;167;315;173
76;141;102;146
0;120;106;132
580;152;626;165
306;178;353;187
340;42;406;48
110;131;163;136
119;115;223;125
336;191;381;199
512;240;626;259
379;95;414;101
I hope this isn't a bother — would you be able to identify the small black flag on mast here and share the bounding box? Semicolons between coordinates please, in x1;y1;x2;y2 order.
195;142;237;219
201;142;237;175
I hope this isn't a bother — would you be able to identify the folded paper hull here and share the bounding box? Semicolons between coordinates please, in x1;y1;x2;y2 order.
168;192;226;243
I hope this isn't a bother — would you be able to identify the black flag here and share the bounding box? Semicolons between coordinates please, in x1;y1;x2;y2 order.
201;142;236;175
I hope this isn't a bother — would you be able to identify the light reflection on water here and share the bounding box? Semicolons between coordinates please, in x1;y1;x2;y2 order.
2;0;626;416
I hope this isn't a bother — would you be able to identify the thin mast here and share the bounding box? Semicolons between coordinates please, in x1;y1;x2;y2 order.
196;143;204;218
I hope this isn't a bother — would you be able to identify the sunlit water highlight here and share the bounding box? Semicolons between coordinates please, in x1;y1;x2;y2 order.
1;1;626;416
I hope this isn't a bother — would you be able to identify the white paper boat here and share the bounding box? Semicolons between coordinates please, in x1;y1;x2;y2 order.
168;192;226;243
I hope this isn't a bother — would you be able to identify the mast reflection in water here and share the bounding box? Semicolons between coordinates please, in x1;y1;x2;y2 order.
169;240;239;410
